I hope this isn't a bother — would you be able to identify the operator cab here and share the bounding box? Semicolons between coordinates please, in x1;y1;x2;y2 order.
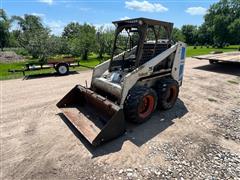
109;18;174;72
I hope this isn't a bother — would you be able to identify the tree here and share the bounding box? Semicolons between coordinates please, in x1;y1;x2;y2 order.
197;24;213;45
62;22;82;39
228;18;240;45
181;25;198;45
96;26;115;59
0;9;10;51
78;23;96;60
172;28;185;42
103;29;115;55
65;23;96;60
8;30;20;47
204;0;240;46
12;15;57;60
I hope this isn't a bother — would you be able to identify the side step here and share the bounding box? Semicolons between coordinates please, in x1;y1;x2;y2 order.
57;85;126;146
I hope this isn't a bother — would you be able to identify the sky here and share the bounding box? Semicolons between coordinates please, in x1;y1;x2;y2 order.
2;0;219;35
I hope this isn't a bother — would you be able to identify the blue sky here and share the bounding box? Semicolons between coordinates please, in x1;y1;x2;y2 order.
2;0;219;35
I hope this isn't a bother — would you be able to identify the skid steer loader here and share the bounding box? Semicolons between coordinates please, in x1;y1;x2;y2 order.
57;18;186;146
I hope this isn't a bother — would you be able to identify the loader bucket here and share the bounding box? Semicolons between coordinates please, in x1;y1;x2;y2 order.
57;85;126;146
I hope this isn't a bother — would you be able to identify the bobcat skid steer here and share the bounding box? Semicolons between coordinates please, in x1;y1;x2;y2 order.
57;18;186;146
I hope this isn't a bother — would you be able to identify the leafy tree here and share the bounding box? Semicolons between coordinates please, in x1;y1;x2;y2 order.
0;9;10;51
65;23;96;60
96;26;105;59
103;29;115;55
197;24;213;45
8;30;20;47
78;23;96;60
96;26;115;59
172;27;185;42
204;0;240;46
228;18;240;44
181;25;198;45
12;15;57;60
62;22;82;39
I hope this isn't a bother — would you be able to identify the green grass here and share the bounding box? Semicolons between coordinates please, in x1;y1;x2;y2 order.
0;61;26;80
186;45;239;57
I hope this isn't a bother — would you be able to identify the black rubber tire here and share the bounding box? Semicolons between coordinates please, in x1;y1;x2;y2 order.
156;79;179;110
124;86;157;124
56;63;69;75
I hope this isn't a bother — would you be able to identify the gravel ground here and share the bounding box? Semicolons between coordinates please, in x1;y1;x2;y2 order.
1;58;240;179
209;108;240;142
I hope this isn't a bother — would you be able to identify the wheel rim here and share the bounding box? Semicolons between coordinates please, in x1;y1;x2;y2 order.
138;95;155;119
59;66;67;74
166;86;177;103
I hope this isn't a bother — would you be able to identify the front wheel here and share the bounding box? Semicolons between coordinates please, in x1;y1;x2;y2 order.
124;86;157;124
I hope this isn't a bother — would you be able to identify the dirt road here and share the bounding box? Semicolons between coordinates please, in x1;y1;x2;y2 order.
1;58;240;179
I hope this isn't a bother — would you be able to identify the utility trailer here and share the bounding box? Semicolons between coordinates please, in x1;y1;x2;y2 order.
193;51;240;64
9;57;81;76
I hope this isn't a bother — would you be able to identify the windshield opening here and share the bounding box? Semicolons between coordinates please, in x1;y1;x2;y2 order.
146;25;169;43
113;27;140;56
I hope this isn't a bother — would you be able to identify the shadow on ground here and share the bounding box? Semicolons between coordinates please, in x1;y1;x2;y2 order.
23;71;79;80
194;62;240;76
58;98;188;158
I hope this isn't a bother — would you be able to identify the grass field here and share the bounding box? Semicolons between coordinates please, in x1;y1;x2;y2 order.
0;45;239;80
186;45;239;57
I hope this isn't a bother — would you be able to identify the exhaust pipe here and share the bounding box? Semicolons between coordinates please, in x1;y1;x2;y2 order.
57;85;125;146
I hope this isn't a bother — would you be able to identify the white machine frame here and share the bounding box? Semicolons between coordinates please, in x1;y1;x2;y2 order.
91;42;186;108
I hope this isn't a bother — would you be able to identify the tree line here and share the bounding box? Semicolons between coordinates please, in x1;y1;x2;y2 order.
0;0;239;61
0;9;115;61
173;0;240;47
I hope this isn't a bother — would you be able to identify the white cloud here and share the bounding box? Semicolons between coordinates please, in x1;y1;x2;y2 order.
125;0;168;13
31;13;45;17
38;0;53;5
44;20;66;35
120;16;130;20
185;7;207;15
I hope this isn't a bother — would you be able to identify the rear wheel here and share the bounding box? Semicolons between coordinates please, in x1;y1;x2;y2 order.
124;86;157;123
157;79;179;110
56;63;69;75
